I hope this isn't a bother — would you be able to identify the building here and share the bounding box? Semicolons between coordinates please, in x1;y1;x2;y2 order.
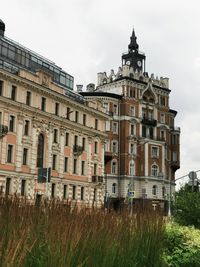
81;29;180;211
0;20;108;207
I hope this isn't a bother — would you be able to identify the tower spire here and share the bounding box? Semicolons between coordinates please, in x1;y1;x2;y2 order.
128;28;139;52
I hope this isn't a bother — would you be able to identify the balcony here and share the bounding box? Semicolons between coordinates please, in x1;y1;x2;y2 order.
73;145;84;156
171;160;180;171
141;117;157;127
105;152;112;163
92;175;104;183
0;124;8;138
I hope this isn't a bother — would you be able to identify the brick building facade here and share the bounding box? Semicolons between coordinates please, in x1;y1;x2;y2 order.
81;29;180;212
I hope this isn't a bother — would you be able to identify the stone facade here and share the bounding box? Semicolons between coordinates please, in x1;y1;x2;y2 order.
0;23;108;207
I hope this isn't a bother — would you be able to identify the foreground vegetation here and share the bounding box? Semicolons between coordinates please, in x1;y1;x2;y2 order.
1;197;200;267
0;197;165;267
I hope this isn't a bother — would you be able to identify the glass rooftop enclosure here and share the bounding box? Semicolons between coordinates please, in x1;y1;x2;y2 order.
0;20;84;103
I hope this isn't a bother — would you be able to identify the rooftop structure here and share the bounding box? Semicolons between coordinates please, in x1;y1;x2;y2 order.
0;20;84;103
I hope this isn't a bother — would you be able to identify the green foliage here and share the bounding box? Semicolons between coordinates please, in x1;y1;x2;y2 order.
0;197;165;267
173;185;200;228
163;223;200;267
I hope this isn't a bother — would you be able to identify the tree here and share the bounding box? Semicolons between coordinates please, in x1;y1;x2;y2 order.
173;184;200;228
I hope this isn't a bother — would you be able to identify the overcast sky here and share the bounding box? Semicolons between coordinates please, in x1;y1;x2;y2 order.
2;0;200;187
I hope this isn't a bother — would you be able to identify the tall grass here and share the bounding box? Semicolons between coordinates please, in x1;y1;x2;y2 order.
0;197;165;267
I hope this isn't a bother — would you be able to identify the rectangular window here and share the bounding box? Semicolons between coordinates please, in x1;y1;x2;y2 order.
95;119;98;130
142;126;146;138
53;129;58;143
55;102;59;116
160;96;166;106
7;145;13;163
160;130;165;141
82;137;85;150
103;102;109;113
130;143;135;154
5;177;11;195
63;184;67;199
64;157;68;172
51;183;55;198
105;140;110;152
24;120;29;136
0;112;2;124
52;155;57;170
73;159;77;174
26;91;31;106
9;115;15;132
74;135;78;146
81;187;84;200
172;135;177;145
113;122;118;133
72;185;76;200
75;111;79;123
94;163;97;175
11;85;16;101
23;148;28;165
94;188;97;201
94;141;98;154
66;107;71;120
112;141;118;153
21;179;26;196
160;113;165;123
130;106;135;116
81;161;85;175
83;114;86;126
65;132;69;146
105;121;110;131
142;108;146;118
41;97;46;111
113;104;118;115
0;80;3;96
152;147;159;158
172;151;177;161
130;124;135;135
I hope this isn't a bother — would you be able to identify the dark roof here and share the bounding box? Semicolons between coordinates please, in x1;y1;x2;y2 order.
169;109;177;116
80;91;123;100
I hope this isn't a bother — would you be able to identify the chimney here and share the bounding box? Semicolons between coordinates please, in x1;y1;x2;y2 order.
0;20;5;37
76;84;83;92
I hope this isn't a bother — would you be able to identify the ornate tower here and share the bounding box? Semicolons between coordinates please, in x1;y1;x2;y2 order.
122;28;146;72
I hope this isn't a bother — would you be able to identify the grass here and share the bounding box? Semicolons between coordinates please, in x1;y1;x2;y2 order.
0;197;166;267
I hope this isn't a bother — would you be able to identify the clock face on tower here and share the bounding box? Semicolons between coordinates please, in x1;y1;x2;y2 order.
126;60;131;66
137;60;142;67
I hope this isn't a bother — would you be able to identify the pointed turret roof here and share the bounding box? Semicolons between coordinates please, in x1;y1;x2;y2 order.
128;28;139;52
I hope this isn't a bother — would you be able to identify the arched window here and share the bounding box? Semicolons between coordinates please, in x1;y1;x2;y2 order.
112;141;118;153
162;186;166;198
152;185;157;196
37;133;45;168
112;183;117;194
151;164;158;177
111;160;117;174
129;160;135;176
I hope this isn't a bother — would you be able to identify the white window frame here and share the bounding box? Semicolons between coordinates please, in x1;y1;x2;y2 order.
129;160;135;175
151;146;159;158
111;160;117;174
151;164;158;177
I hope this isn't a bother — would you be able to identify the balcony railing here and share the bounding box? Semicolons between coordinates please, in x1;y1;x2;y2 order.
141;117;157;127
92;175;104;183
0;124;8;138
73;145;84;156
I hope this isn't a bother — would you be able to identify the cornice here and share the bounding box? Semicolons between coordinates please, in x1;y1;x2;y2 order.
0;95;108;139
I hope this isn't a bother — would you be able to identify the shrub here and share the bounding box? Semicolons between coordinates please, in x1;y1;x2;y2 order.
163;223;200;267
